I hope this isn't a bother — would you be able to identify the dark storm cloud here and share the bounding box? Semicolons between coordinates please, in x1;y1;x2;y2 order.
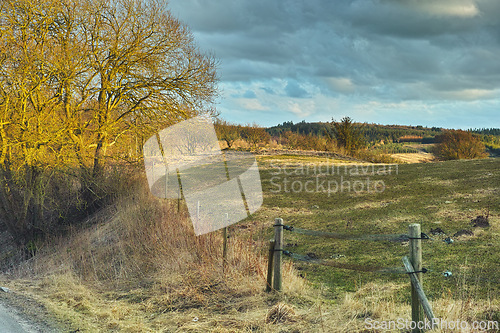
168;0;500;127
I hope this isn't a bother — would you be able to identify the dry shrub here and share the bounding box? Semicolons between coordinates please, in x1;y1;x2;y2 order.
280;131;336;151
433;130;489;160
12;172;286;307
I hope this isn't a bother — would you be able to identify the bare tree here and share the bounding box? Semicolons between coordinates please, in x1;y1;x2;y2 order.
215;119;241;149
241;123;270;148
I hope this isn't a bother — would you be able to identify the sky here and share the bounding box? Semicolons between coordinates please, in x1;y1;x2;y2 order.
168;0;500;129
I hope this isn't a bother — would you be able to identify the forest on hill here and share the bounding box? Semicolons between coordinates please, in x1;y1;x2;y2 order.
266;120;500;148
267;120;442;143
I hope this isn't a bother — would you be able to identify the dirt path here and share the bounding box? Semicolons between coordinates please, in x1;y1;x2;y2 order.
0;302;36;333
0;289;61;333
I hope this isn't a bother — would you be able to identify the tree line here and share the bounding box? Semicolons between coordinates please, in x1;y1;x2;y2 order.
268;120;443;144
217;117;493;162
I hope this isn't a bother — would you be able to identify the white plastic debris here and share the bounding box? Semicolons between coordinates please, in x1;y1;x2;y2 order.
443;271;452;277
444;237;454;244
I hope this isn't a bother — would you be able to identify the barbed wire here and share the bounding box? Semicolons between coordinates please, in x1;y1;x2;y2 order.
420;263;500;285
281;250;408;274
283;250;500;285
274;223;498;285
277;224;430;242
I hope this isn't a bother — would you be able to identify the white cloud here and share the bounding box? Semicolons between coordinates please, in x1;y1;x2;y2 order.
405;0;480;18
237;98;269;111
433;88;499;100
287;101;315;118
324;77;356;94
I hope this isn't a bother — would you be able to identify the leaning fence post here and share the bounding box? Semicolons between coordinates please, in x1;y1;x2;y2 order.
409;223;423;332
266;240;275;292
402;256;435;323
273;218;284;291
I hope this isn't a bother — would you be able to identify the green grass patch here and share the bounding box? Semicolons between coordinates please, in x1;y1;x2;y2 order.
254;155;500;301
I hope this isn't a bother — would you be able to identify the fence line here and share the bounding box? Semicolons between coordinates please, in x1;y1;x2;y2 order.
282;251;407;274
268;218;435;333
279;224;419;242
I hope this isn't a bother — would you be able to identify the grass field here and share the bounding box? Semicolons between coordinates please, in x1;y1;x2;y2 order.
250;155;500;330
1;154;498;332
254;156;499;296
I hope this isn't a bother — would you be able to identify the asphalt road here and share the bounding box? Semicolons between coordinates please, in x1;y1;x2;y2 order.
0;302;31;333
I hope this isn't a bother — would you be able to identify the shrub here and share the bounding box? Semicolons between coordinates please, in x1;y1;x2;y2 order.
278;131;336;152
433;130;488;160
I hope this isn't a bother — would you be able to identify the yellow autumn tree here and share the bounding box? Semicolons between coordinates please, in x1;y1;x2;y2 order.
0;0;218;244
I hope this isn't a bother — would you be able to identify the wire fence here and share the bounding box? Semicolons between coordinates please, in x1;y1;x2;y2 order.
279;224;416;242
281;250;407;274
267;218;499;330
275;223;428;274
275;223;499;284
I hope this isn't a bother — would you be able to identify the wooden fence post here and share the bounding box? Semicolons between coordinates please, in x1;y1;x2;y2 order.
409;223;423;332
222;226;228;273
273;218;284;291
266;240;275;292
223;227;228;259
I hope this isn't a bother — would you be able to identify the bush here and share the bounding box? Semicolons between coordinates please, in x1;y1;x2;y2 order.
354;150;398;164
279;131;335;151
433;130;488;160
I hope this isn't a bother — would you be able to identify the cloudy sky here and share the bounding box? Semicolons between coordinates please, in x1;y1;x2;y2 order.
168;0;500;129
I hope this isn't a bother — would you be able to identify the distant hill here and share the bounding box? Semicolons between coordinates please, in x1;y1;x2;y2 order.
266;120;444;144
266;121;500;156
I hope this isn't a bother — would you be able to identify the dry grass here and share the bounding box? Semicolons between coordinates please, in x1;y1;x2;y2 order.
266;303;296;324
1;177;322;332
390;152;436;163
1;158;499;332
